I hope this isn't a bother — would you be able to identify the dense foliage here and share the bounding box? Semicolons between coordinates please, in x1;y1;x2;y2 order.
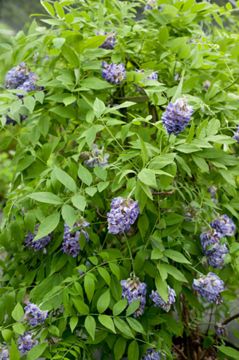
1;0;239;359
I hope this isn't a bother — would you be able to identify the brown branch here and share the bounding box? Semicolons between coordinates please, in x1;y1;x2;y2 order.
222;312;239;326
173;345;187;360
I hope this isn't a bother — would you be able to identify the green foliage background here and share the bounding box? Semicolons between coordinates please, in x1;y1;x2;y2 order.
0;0;239;359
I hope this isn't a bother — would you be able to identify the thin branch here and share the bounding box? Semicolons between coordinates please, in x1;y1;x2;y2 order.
173;345;187;360
222;312;239;326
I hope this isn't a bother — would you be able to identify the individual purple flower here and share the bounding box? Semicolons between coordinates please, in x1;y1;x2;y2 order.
210;215;236;237
0;347;9;360
99;32;116;50
142;349;161;360
121;276;147;317
82;144;109;168
208;186;217;202
203;80;211;90
192;272;224;304
24;302;48;327
215;323;226;337
233;126;239;143
102;61;126;85
207;243;229;269
200;230;222;254
150;286;176;312
147;71;158;81
5;62;28;89
107;197;140;234
62;224;81;257
24;226;51;251
161;98;193;135
17;72;38;93
18;332;38;354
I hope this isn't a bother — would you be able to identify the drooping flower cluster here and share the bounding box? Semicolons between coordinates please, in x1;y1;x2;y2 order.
210;215;236;237
81;144;109;168
18;332;38;354
233;126;239;143
161;98;193;135
215;323;226;337
24;302;48;327
121;277;147;317
200;214;235;269
5;62;38;93
144;0;157;11
62;221;90;257
99;32;116;50
142;349;161;360
102;61;126;84
150;286;176;312
24;226;51;251
192;272;224;304
0;347;9;360
107;197;140;234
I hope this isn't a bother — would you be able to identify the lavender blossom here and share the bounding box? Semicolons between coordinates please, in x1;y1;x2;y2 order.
210;215;236;237
161;98;193;135
107;197;140;234
142;349;161;360
121;277;147;317
0;347;9;360
215;323;226;337
102;62;126;85
200;230;222;254
99;32;116;50
147;71;158;81
233;126;239;143
207;243;229;269
24;302;48;327
18;332;38;354
62;225;81;257
24;226;51;251
144;0;157;10
5;63;38;94
208;186;217;202
192;272;224;304
82;144;109;168
150;286;176;312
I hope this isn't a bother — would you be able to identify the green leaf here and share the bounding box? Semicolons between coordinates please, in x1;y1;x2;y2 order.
78;164;93;186
114;317;134;338
97;289;111;313
126;300;140;317
41;1;55;16
126;318;145;334
85;315;96;340
164;249;191;264
71;194;87;211
84;274;95;302
128;340;139;360
2;329;13;342
138;168;157;188
81;77;113;90
98;267;111;286
9;339;21;360
93;98;105;118
172;69;185;102
114;338;127;360
159;264;188;283
70;316;78;332
11;303;24;321
72;298;89;315
98;315;116;333
53;167;77;192
34;212;60;241
113;299;128;316
218;345;239;359
28;192;62;205
26;343;48;360
155;276;168;302
61;205;78;227
12;323;25;335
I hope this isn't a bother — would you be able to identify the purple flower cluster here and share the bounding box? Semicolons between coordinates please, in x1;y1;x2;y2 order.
215;323;226;337
121;277;147;317
24;302;48;327
200;214;235;269
83;144;109;168
99;32;116;50
0;347;9;360
62;225;81;257
150;286;176;312
192;272;224;304
144;0;157;10
142;349;161;360
107;197;140;234
18;332;38;354
233;126;239;143
208;186;217;203
161;98;193;135
102;62;126;85
210;215;236;237
24;226;51;251
5;63;38;93
147;71;158;81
